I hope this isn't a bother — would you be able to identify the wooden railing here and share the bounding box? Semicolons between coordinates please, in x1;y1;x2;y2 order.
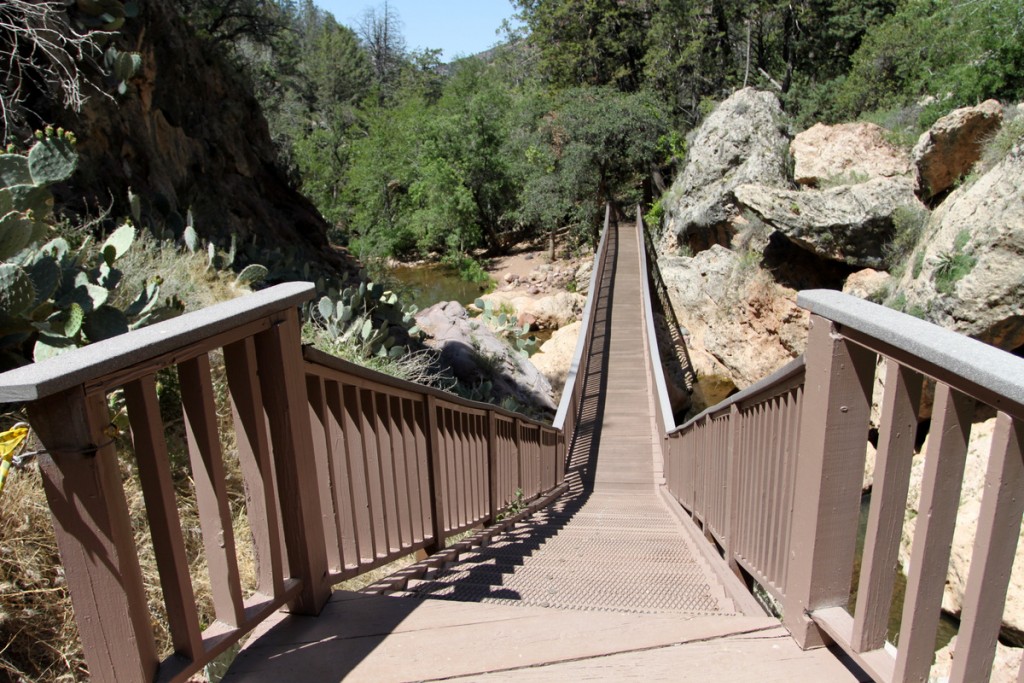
0;211;613;683
638;209;1024;682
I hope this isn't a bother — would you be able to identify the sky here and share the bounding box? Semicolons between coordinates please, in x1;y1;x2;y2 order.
314;1;521;62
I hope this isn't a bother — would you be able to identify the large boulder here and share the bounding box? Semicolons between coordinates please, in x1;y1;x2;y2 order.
734;176;922;268
659;246;808;389
415;302;555;411
662;88;790;253
843;269;892;301
913;99;1004;200
530;321;582;396
892;138;1024;351
791;122;912;187
478;291;586;331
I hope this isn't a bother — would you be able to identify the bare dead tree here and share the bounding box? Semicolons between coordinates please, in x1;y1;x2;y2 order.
0;0;107;142
356;1;406;98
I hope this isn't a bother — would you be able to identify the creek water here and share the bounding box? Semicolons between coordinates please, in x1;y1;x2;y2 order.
387;263;491;311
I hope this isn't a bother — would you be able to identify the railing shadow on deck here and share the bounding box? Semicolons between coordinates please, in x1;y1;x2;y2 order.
0;206;617;682
637;204;1024;683
408;213;619;604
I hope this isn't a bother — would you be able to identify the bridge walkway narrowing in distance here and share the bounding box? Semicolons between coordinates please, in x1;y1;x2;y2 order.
223;221;866;682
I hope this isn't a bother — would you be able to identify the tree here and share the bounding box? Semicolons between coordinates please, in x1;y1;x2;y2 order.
358;1;407;100
511;0;651;91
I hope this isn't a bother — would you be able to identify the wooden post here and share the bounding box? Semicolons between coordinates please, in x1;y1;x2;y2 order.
783;314;874;648
423;395;447;554
28;387;158;683
253;309;330;614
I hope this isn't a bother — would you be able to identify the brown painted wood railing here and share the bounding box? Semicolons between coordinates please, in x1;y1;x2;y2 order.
0;209;613;683
638;207;1024;683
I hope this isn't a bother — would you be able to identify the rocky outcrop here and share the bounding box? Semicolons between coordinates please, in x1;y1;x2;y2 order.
790;122;912;187
530;321;581;395
843;269;892;301
734;176;922;268
892;139;1024;351
415;302;555;411
659;246;808;389
913;100;1004;200
662;88;790;253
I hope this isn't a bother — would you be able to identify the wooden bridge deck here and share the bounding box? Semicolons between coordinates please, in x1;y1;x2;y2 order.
224;222;863;682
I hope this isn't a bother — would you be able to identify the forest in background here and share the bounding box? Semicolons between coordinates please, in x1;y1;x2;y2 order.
205;0;1024;274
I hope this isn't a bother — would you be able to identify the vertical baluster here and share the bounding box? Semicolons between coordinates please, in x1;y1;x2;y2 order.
424;395;447;552
401;398;425;545
372;393;399;553
324;382;358;569
785;315;874;647
124;376;204;660
29;388;158;683
893;383;972;680
359;389;388;558
178;354;246;627
765;397;783;587
853;362;922;652
224;339;285;596
253;310;330;613
305;374;342;572
487;411;498;524
390;395;412;550
514;417;523;498
949;413;1024;683
340;384;373;564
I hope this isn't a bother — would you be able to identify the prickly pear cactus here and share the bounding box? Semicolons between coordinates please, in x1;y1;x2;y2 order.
312;280;421;361
0;130;184;369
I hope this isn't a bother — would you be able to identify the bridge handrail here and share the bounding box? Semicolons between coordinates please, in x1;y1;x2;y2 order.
638;217;1024;682
0;207;615;683
553;203;612;433
635;208;676;438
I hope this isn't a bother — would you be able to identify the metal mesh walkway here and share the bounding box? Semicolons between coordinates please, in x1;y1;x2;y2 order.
407;221;737;616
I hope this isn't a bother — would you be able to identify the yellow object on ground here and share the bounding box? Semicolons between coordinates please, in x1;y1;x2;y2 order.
0;425;30;494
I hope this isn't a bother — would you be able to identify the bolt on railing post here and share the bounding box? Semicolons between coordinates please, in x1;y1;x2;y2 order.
423;394;447;554
253;308;330;615
28;387;158;683
783;314;874;648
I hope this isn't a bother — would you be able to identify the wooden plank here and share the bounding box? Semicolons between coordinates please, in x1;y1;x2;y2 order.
893;383;972;682
853;361;922;652
224;338;285;597
178;354;246;627
950;413;1024;683
402;398;426;544
124;376;204;660
812;606;896;683
784;315;874;648
252;309;330;614
30;388;158;682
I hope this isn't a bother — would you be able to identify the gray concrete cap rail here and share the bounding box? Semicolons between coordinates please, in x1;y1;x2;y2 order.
0;282;316;402
798;289;1024;411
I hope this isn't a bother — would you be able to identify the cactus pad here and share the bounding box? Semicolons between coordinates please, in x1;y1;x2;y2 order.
0;212;33;261
101;223;135;264
0;155;32;187
28;137;78;186
235;264;268;286
0;264;37;317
